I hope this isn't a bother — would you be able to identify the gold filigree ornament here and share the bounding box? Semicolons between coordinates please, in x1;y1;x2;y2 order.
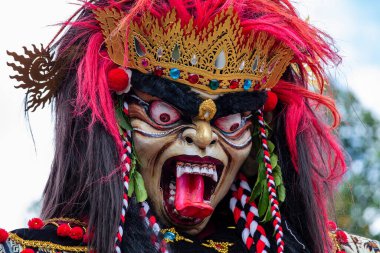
7;45;62;111
161;228;194;244
198;99;217;121
94;8;294;95
202;240;234;253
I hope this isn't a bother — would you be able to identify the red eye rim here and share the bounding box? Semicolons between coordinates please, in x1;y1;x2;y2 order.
214;113;243;133
148;100;182;126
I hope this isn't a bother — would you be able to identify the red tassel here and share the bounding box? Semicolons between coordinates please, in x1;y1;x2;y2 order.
57;224;71;237
107;68;130;92
27;218;44;230
69;227;84;240
0;228;9;243
264;91;278;112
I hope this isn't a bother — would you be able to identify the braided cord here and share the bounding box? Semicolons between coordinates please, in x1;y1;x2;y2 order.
257;109;284;253
230;173;271;253
140;202;168;253
115;101;167;253
115;102;133;253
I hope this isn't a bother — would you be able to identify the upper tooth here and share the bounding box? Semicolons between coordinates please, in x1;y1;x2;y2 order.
177;165;184;178
212;170;218;182
169;183;176;190
193;166;200;174
170;190;176;196
185;166;192;173
201;167;208;174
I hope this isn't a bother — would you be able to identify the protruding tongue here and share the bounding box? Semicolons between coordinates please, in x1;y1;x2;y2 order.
175;174;214;219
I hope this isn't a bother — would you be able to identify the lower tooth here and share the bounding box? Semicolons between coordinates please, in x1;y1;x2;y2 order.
169;196;174;204
170;190;176;196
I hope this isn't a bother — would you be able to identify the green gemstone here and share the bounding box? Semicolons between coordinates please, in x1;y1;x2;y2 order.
209;79;220;90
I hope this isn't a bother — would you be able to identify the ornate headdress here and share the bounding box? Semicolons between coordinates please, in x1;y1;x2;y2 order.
94;8;293;95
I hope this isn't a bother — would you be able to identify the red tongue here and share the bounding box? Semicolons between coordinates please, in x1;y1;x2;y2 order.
175;174;214;219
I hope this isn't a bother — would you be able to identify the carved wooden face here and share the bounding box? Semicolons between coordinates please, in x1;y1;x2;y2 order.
128;87;253;234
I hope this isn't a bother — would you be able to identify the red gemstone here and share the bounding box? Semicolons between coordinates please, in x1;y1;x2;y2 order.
141;58;149;67
254;84;261;90
262;76;268;84
154;68;164;77
229;80;239;89
188;74;199;84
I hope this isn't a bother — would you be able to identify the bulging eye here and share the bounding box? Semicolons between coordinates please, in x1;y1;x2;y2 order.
214;113;243;133
149;100;181;125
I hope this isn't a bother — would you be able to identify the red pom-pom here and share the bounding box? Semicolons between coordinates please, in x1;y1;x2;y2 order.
0;228;9;243
327;220;338;231
264;91;278;112
21;249;35;253
83;230;94;244
107;68;130;92
69;227;84;240
28;218;44;230
57;224;71;237
336;230;349;244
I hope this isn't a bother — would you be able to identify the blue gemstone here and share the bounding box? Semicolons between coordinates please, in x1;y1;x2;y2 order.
243;80;253;91
164;231;176;241
169;68;181;79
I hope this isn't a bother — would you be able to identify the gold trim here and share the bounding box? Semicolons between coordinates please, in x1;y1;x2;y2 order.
45;218;87;228
202;240;234;253
8;233;88;252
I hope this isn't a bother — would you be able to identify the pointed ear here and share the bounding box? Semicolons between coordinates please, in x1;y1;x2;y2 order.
93;7;127;66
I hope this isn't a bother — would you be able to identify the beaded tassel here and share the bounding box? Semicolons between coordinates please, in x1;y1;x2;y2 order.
257;109;284;253
115;102;133;253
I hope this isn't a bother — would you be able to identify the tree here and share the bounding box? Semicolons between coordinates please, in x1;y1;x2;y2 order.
334;86;380;240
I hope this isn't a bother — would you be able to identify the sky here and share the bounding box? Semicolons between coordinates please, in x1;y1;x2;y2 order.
0;0;379;235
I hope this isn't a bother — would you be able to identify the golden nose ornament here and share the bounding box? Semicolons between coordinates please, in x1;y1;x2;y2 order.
198;99;217;122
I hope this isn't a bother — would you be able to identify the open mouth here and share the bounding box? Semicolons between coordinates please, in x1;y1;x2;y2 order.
161;155;224;226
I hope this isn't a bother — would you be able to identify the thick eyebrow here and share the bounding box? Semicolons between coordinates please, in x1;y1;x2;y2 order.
131;70;267;119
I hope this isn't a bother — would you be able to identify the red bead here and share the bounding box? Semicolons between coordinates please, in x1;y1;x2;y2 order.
107;68;130;92
154;68;164;77
28;218;44;230
21;249;35;253
336;230;348;244
264;91;278;112
0;228;9;243
327;220;338;231
229;80;239;89
188;74;199;84
69;227;84;240
57;224;71;237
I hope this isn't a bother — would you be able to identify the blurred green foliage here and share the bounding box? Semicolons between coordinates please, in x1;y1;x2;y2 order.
334;86;380;240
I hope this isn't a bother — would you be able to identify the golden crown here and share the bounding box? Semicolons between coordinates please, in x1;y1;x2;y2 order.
94;8;294;94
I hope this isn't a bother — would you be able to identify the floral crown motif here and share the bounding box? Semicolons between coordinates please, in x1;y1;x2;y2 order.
94;8;294;94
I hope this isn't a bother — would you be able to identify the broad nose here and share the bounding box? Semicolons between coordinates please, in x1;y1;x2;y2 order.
182;120;218;149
